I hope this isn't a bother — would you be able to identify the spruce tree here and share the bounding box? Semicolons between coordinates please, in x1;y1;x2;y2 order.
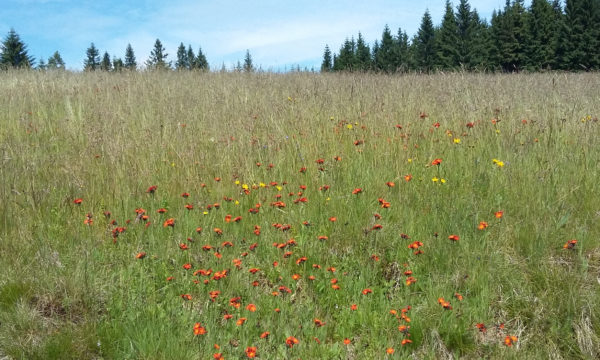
37;58;46;70
145;39;171;70
469;11;492;70
47;51;65;70
527;0;560;70
186;45;195;69
456;0;474;67
415;10;437;72
243;49;254;72
558;0;600;70
0;28;34;68
374;25;395;72
355;33;371;71
100;51;112;71
336;37;357;71
195;47;209;70
321;44;333;72
437;0;460;69
176;42;188;70
393;28;411;71
124;43;136;70
83;43;100;71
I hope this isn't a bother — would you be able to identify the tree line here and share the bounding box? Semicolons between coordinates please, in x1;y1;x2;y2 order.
322;0;600;72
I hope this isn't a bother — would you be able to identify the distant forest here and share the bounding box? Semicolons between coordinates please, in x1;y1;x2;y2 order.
1;0;599;72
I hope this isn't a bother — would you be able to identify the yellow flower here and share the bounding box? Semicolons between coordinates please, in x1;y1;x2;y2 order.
408;158;412;163
453;138;461;144
432;177;439;182
242;184;249;190
234;200;239;205
235;180;240;185
346;124;353;130
203;211;209;215
326;197;330;201
259;182;266;188
330;116;335;121
276;185;282;191
441;178;446;183
496;161;504;167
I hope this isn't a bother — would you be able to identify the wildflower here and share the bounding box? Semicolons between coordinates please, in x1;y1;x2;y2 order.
350;304;358;311
260;331;270;339
193;322;206;335
362;288;372;295
318;235;328;241
453;138;461;144
492;159;505;167
401;339;412;346
454;293;463;301
163;218;175;228
183;263;192;270
448;234;460;242
181;192;190;198
236;317;247;326
386;181;395;187
246;303;256;312
352;188;362;195
404;174;412;182
495;211;504;219
478;221;488;230
405;276;417;286
146;185;157;194
314;318;326;327
476;323;487;333
73;198;83;205
245;346;257;358
432;177;439;182
292;274;301;281
431;158;442;166
181;294;192;300
386;348;395;354
157;208;167;214
179;243;189;250
398;325;410;334
504;335;518;346
438;297;452;310
214;228;223;235
343;338;351;345
136;252;146;259
286;336;299;347
466;122;474;128
563;239;577;249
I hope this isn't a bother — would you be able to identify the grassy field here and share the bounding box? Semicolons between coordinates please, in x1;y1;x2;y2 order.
0;70;599;359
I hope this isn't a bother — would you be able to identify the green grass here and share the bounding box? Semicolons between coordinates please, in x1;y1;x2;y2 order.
0;70;599;359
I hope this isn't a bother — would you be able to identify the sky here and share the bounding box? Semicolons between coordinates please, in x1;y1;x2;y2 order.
1;0;531;71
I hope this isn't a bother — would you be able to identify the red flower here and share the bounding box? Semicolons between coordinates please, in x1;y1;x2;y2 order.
163;218;175;228
183;263;192;270
466;122;474;128
504;335;518;346
286;336;299;347
135;252;146;259
193;322;206;335
362;288;372;295
386;181;395;187
495;210;504;218
179;243;188;250
563;239;577;249
352;188;362;195
181;192;190;198
146;185;157;194
245;346;257;358
73;198;83;205
314;318;326;327
431;158;442;166
476;323;487;333
448;234;459;241
260;331;270;339
185;204;194;210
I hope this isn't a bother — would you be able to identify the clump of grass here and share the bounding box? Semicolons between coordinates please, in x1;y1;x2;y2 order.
0;70;598;359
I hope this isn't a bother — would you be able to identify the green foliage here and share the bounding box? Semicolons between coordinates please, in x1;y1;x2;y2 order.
194;47;209;70
415;10;437;72
100;51;112;72
47;51;65;70
145;39;171;70
374;25;395;72
321;44;333;72
243;49;254;72
124;43;137;70
437;1;460;69
176;42;188;70
355;33;371;71
0;28;34;68
83;43;100;71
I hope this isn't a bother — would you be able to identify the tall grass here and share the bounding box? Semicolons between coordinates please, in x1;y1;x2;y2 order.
0;70;599;359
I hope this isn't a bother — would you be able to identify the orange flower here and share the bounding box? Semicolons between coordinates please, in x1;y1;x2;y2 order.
135;252;146;259
157;208;167;214
163;218;175;228
386;181;395;187
437;297;452;310
146;185;157;194
236;317;247;326
314;318;326;327
431;158;442;166
182;263;192;270
398;325;410;333
329;216;337;222
504;335;518;346
475;323;487;333
214;228;223;235
318;235;328;241
352;188;363;195
401;339;412;346
350;304;357;311
386;347;395;354
495;210;503;218
73;198;83;205
478;221;488;230
181;294;192;300
362;288;372;295
563;239;577;249
213;353;223;360
454;293;463;301
195;227;203;233
343;338;351;345
405;276;417;286
285;336;299;347
260;331;270;339
448;234;459;242
181;192;190;198
185;204;193;210
404;174;412;182
179;243;188;250
245;346;257;358
193;322;206;335
245;303;256;312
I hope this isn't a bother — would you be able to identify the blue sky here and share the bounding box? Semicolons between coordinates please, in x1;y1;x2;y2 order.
1;0;529;71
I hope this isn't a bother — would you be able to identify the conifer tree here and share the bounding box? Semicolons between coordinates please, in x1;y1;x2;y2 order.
195;47;209;70
186;45;195;69
455;0;474;67
355;32;371;71
37;58;46;70
557;0;600;70
321;44;333;72
374;25;395;72
112;57;124;71
176;42;188;70
527;0;560;70
468;11;492;69
145;39;170;70
393;28;411;71
100;51;112;71
415;10;437;72
243;49;254;72
47;51;65;70
124;43;136;70
0;28;34;68
83;43;100;71
437;1;460;69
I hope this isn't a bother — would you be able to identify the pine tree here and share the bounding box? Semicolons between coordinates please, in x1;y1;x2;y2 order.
83;43;100;71
393;28;411;71
335;37;357;71
374;25;395;72
469;11;492;70
195;47;209;70
415;10;437;72
0;28;34;68
112;57;124;71
124;43;136;70
558;0;600;70
527;0;560;70
437;0;460;69
145;39;171;70
47;51;65;70
243;49;254;72
100;51;112;71
186;45;195;69
176;42;188;70
321;44;333;72
355;33;371;71
456;0;474;67
37;58;46;70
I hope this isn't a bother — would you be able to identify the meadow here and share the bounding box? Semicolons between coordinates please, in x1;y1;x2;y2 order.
0;70;598;359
